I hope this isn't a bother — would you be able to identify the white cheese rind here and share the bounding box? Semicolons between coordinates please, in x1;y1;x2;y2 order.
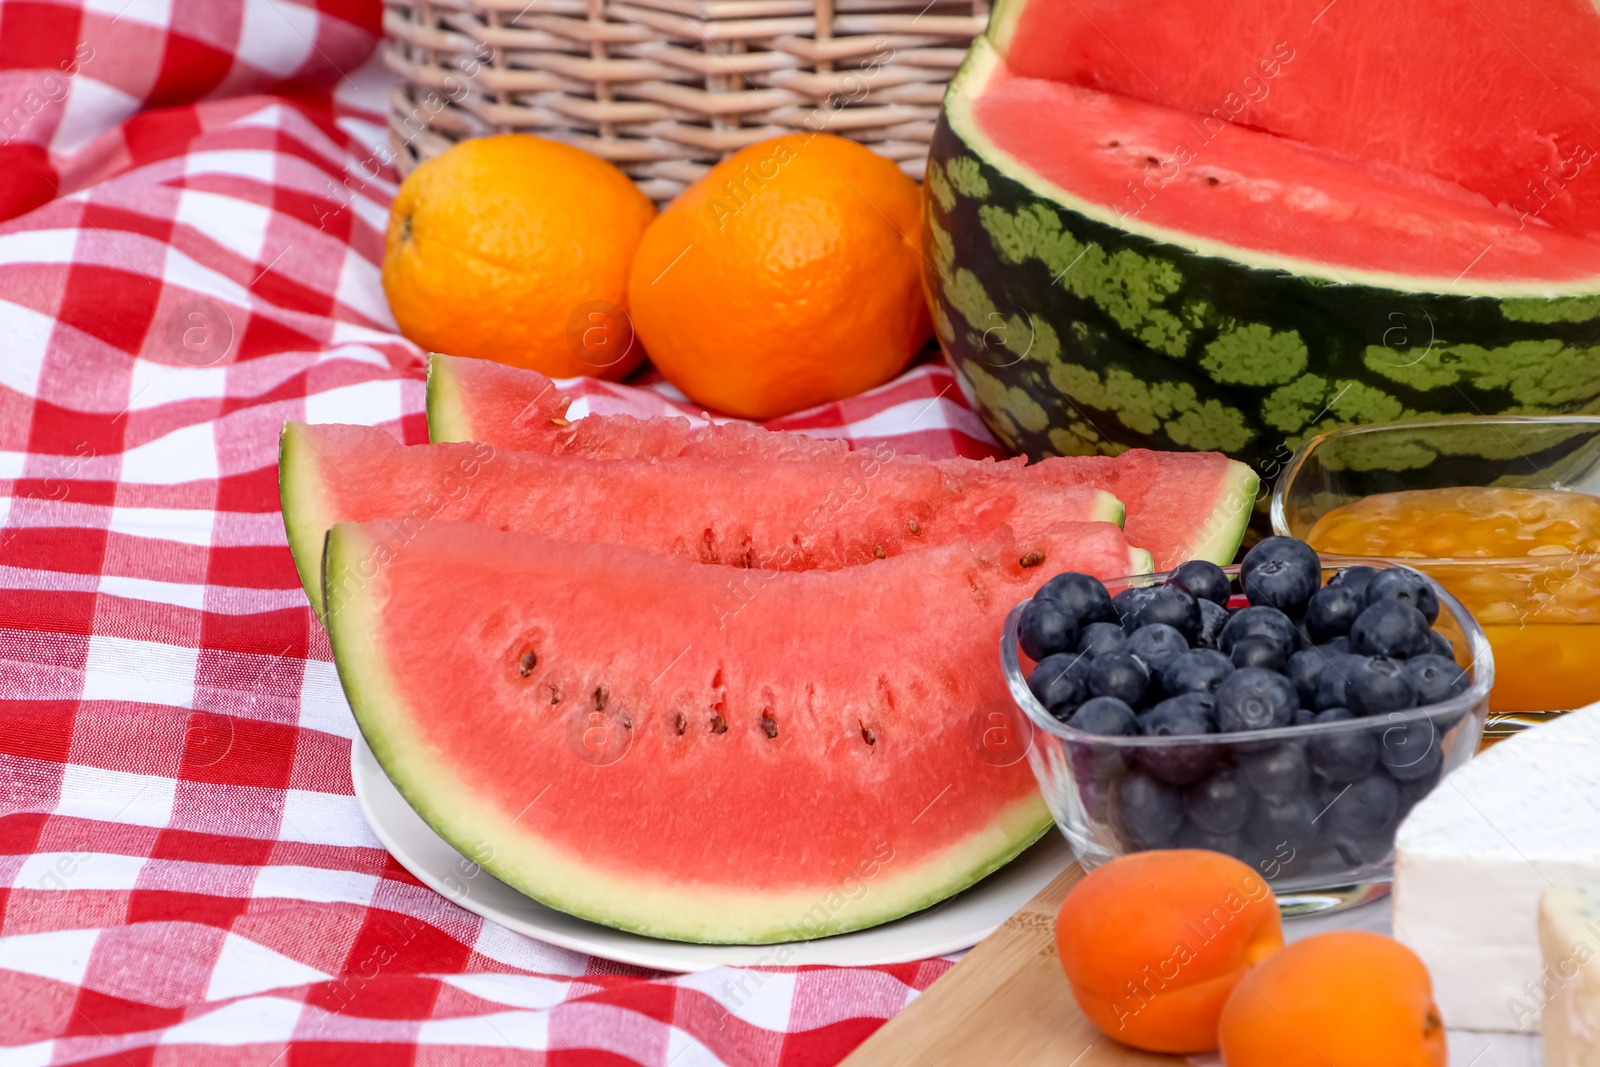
1394;707;1600;1033
1541;886;1600;1067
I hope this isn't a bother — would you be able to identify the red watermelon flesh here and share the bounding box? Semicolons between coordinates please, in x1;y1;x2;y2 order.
422;354;1258;569
991;0;1600;241
426;353;847;461
282;422;1135;616
1012;448;1257;570
324;520;1136;942
962;44;1600;284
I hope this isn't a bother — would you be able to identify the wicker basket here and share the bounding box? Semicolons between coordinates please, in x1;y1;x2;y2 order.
382;0;989;203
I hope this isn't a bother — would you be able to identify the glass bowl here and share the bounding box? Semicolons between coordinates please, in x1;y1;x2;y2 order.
1000;563;1493;916
1272;416;1600;728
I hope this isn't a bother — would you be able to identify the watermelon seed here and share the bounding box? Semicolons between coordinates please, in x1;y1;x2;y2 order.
1206;176;1220;187
711;713;728;734
860;722;876;746
760;713;778;739
674;712;686;736
594;686;608;711
550;417;570;427
518;651;538;677
549;684;562;705
1145;156;1160;166
1107;140;1120;147
873;544;886;560
1019;551;1045;568
908;520;922;536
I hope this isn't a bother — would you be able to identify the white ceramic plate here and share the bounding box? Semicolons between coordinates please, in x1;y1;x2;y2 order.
351;737;1072;972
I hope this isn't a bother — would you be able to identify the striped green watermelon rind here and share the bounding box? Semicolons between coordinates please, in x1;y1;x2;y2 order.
926;37;1600;483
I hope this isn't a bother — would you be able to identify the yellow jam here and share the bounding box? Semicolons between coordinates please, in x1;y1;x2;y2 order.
1307;486;1600;714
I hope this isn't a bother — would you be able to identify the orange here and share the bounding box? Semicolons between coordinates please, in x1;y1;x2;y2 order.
1219;931;1447;1067
1055;850;1284;1053
382;135;655;380
627;134;931;419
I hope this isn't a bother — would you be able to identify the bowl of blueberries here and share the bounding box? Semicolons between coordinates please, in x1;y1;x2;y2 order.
999;535;1494;916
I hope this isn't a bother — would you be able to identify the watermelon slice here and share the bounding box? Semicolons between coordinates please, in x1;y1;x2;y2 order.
924;18;1600;477
421;355;1258;568
323;520;1138;943
281;422;1131;616
989;0;1600;242
426;353;846;461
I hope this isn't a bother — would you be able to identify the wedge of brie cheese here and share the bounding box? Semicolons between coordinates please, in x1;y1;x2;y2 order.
1541;886;1600;1066
1394;707;1600;1033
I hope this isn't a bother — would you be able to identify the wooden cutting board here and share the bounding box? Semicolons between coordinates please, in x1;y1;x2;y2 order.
839;861;1181;1067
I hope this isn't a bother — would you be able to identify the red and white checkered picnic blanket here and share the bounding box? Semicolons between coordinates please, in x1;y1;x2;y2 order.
0;4;1008;1062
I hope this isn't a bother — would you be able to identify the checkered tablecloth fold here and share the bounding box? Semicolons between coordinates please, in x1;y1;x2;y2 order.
0;3;1006;1062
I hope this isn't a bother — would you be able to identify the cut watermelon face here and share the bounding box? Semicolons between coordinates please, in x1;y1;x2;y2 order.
323;521;1139;943
422;355;1258;568
426;353;847;461
280;422;1133;616
954;36;1600;291
989;0;1600;246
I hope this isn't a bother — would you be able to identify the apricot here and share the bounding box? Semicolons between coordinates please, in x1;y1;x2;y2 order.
1055;849;1283;1053
1219;931;1446;1067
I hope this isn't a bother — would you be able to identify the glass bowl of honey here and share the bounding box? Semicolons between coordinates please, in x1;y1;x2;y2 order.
1272;416;1600;731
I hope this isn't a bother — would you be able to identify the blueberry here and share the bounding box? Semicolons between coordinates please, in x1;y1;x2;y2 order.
1379;721;1445;782
1128;623;1189;676
1345;656;1417;716
1130;586;1203;642
1241;742;1310;800
1175;824;1255;864
1215;668;1298;732
1077;621;1128;659
1219;605;1301;659
1239;536;1321;618
1027;653;1090;717
1349;600;1433;659
1396;759;1443;815
1115;771;1185;847
1163;648;1235;696
1407;653;1469;705
1184;766;1255;834
1066;695;1139;736
1246;793;1319;851
1019;598;1079;661
1312;653;1365;710
1292;707;1318;725
1428;629;1455;659
1365;568;1440;624
1196;599;1229;649
1305;707;1378;783
1288;647;1338;707
1111;586;1160;632
1088;652;1150;707
1329;564;1381;598
1169;560;1231;606
1321;635;1352;655
1231;634;1288;673
1325;772;1400;840
1331;832;1396;867
1135;693;1218;784
1304;583;1365;642
1038;571;1117;625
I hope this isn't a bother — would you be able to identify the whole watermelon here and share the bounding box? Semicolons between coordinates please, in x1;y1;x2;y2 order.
926;4;1600;483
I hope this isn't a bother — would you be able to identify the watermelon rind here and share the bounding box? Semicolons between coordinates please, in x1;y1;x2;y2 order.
322;522;1057;944
927;37;1600;479
424;352;474;444
279;423;337;617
